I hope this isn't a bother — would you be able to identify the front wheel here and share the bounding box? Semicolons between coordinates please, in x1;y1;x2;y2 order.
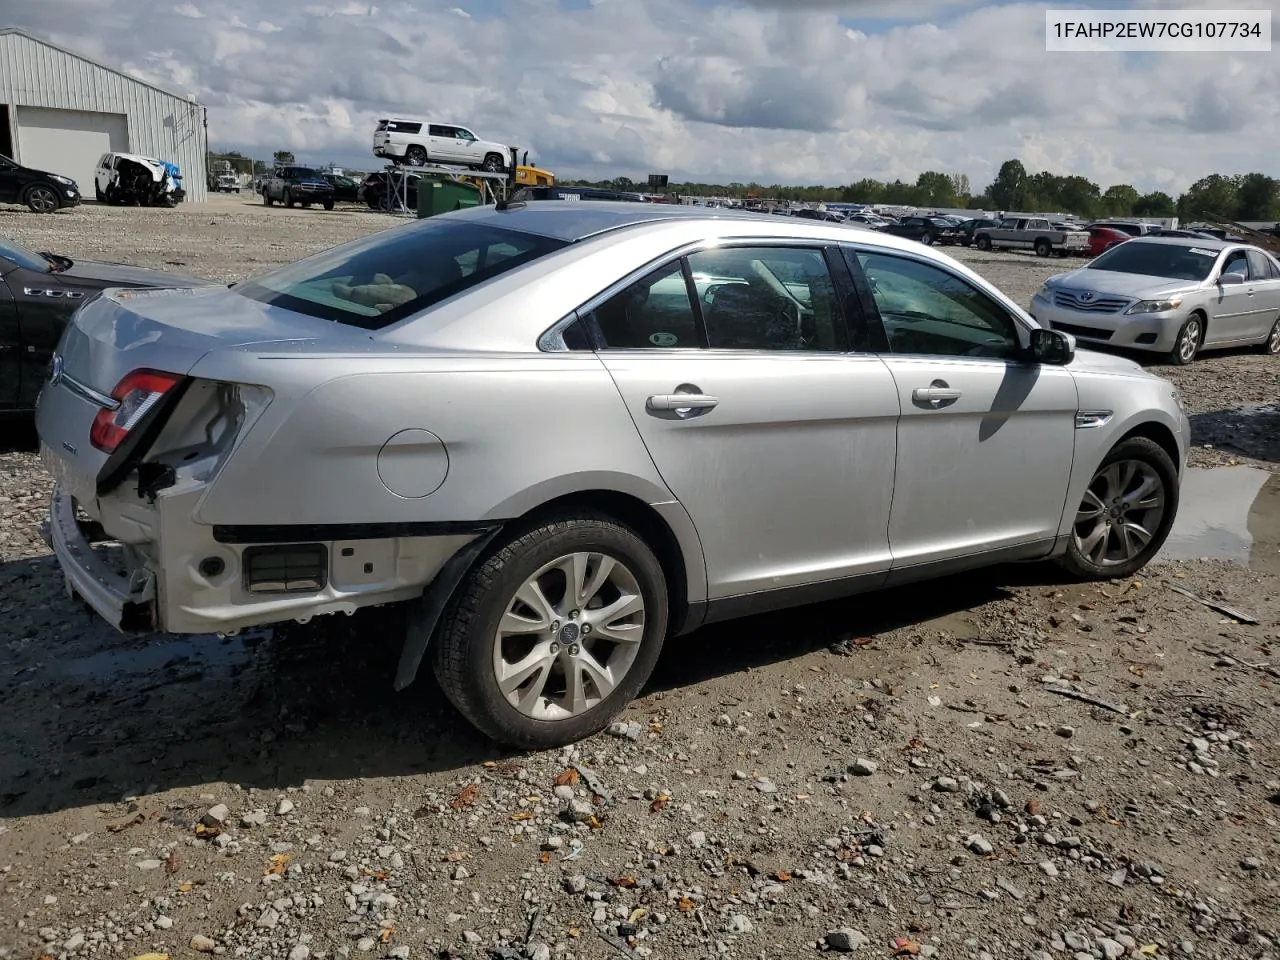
1057;437;1178;580
976;235;991;251
919;232;933;246
284;189;295;208
24;184;60;213
481;153;505;172
1168;313;1203;365
1034;239;1052;257
431;513;669;748
405;145;428;166
322;199;335;211
263;192;273;206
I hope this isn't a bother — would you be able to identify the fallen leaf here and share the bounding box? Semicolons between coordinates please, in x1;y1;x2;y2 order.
771;871;792;883
108;813;146;833
177;883;193;893
893;938;922;956
628;907;649;924
1128;664;1146;678
266;854;290;876
380;928;394;944
611;876;637;888
649;721;663;733
538;852;551;864
1139;946;1159;956
164;852;179;876
677;897;697;913
130;954;171;960
372;871;390;881
450;784;479;810
587;815;603;830
553;768;580;787
193;822;222;839
510;811;536;821
568;928;582;938
904;737;928;752
443;851;470;863
650;794;670;813
1025;799;1040;816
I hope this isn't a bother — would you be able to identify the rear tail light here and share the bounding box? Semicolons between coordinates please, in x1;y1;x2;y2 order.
90;369;183;453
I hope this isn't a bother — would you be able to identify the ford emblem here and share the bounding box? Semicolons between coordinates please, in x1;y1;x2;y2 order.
48;354;64;387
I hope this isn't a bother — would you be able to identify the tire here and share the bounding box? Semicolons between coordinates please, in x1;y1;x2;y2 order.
1034;239;1052;257
263;192;273;206
481;153;505;172
322;199;335;211
919;232;933;246
301;202;311;208
94;185;105;202
23;184;60;213
976;235;992;251
405;145;428;166
1259;316;1280;355
431;513;669;749
284;189;295;208
1057;436;1178;581
1168;313;1204;365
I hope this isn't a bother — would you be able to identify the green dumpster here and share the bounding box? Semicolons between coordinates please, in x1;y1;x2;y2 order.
417;177;482;218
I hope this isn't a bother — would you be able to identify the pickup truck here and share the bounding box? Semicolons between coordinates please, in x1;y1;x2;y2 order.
973;217;1090;257
259;166;335;210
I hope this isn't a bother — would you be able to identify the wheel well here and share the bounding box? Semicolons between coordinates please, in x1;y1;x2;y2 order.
1119;421;1180;469
513;491;692;634
1188;307;1208;338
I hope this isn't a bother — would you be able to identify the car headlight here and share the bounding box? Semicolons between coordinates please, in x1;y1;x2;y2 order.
51;174;74;185
1033;284;1052;301
1125;297;1183;315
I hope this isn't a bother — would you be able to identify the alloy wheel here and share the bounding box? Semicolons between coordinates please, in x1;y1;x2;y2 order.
492;551;646;721
1071;459;1167;567
1267;319;1280;354
26;186;58;213
1177;317;1201;363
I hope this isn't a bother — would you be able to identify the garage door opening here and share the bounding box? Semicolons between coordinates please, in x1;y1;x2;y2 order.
14;106;128;195
0;105;12;158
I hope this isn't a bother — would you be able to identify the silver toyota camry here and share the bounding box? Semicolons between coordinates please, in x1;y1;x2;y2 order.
1029;236;1280;365
36;202;1190;747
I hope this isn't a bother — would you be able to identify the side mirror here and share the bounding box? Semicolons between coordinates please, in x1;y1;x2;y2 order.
1029;327;1075;365
1217;272;1245;286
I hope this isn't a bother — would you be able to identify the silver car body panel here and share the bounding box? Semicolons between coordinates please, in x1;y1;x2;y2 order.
34;202;1189;643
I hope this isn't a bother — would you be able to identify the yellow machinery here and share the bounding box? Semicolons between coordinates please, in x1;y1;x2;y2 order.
459;150;553;196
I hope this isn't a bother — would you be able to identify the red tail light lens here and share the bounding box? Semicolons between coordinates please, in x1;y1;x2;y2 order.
89;370;182;453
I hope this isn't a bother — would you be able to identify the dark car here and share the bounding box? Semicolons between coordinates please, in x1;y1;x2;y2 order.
882;215;963;246
957;217;1001;246
0;235;211;414
260;166;335;210
322;173;360;203
360;171;425;210
791;208;846;223
0;153;82;214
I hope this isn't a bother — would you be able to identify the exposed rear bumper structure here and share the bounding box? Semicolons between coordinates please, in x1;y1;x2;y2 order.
43;486;155;632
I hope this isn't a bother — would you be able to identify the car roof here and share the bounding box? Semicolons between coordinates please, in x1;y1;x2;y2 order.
437;200;949;255
1124;236;1232;250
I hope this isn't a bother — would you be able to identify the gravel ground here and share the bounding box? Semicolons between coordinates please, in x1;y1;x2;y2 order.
2;198;1279;960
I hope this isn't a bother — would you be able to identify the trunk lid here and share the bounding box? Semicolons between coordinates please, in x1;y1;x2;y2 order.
35;285;352;500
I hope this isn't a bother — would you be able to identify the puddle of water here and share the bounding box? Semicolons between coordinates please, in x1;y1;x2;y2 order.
61;632;257;681
1158;466;1280;574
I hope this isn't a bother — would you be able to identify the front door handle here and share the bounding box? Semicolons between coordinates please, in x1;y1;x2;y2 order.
646;393;719;411
912;381;962;408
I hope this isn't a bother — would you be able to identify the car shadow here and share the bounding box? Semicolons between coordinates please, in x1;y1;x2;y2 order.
0;547;1064;818
1189;406;1280;464
0;413;38;451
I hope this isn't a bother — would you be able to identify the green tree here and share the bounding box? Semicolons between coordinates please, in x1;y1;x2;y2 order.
1100;184;1139;217
1233;173;1280;221
987;159;1029;211
272;150;296;166
1132;191;1175;217
842;179;885;203
949;173;971;200
1177;174;1238;221
915;171;957;208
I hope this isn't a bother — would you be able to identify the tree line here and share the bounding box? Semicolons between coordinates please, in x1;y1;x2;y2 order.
567;161;1280;223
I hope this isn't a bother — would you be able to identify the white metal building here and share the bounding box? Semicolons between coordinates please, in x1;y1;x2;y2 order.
0;28;207;202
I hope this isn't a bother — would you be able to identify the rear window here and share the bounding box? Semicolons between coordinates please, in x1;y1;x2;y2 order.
379;120;422;134
233;219;568;330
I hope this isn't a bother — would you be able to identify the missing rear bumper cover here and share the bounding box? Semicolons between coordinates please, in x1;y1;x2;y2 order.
243;543;328;594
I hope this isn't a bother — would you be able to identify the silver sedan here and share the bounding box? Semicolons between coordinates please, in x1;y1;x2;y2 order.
37;203;1189;746
1029;236;1280;364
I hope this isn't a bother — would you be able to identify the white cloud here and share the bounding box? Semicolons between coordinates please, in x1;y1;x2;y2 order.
8;0;1279;192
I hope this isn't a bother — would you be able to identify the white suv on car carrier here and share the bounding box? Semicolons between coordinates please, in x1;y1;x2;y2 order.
372;118;510;172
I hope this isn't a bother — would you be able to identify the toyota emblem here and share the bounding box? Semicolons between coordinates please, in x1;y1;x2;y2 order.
48;354;64;387
1079;291;1095;302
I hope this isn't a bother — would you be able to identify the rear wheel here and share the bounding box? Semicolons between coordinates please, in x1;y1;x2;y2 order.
24;184;59;213
322;198;335;211
1034;238;1052;257
1057;437;1178;580
1260;316;1280;355
405;145;428;166
1168;313;1203;365
431;513;668;748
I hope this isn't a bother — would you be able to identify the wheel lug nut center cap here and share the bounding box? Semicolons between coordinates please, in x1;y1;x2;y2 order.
558;622;581;645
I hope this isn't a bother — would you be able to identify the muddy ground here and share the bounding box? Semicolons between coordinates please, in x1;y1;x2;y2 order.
1;197;1278;960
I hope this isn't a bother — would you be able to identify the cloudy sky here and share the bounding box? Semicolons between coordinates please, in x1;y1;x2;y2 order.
10;0;1279;192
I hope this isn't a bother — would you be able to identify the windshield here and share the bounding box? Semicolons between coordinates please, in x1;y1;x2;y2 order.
294;167;323;179
1086;241;1219;282
0;235;53;273
234;218;568;330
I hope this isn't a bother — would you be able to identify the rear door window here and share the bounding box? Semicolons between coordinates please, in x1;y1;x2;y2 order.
585;261;702;350
1246;250;1272;280
233;220;567;331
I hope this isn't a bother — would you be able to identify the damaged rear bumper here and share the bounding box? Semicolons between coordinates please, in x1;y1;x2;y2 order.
44;486;156;631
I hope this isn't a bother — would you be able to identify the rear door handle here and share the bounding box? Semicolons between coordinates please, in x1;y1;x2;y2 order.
646;394;719;411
